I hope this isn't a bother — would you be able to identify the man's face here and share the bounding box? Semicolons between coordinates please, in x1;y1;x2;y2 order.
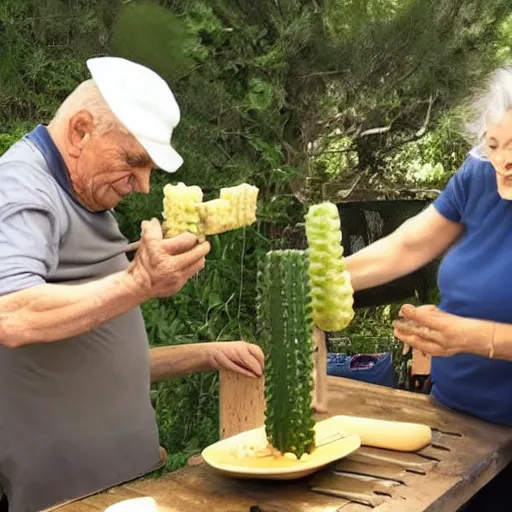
71;129;155;212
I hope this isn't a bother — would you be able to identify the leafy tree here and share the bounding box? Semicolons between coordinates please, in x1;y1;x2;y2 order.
0;0;121;125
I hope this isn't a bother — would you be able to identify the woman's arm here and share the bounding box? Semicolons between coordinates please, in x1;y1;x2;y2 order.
491;323;512;361
345;205;464;291
492;323;512;360
393;304;512;361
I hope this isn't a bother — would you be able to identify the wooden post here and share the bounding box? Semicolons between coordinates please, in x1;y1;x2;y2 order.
312;327;328;413
218;370;265;439
412;348;432;375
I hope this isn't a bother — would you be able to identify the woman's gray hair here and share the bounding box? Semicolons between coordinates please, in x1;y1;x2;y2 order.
465;64;512;159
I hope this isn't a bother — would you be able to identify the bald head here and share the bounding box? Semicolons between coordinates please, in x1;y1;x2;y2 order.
50;79;129;136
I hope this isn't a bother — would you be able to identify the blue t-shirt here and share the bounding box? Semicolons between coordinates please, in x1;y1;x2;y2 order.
432;154;512;426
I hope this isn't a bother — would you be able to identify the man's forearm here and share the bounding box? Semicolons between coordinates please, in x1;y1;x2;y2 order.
0;271;146;347
150;344;215;383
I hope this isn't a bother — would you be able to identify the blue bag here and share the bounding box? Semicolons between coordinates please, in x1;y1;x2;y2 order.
327;352;396;388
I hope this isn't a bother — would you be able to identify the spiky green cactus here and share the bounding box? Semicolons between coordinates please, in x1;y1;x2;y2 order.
256;250;316;458
305;202;354;332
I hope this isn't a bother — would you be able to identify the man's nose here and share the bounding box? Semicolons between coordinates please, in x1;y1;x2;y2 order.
133;170;151;194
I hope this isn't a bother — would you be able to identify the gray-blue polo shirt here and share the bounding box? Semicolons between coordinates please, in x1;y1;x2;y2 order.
0;125;161;511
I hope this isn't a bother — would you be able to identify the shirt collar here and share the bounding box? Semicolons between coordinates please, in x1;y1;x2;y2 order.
25;124;85;209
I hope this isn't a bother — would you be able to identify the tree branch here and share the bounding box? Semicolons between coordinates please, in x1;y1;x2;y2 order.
320;146;356;155
338;167;369;200
300;69;345;79
415;94;435;137
378;128;430;157
359;125;392;137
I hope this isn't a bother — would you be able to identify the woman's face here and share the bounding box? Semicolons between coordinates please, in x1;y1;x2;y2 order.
485;108;512;200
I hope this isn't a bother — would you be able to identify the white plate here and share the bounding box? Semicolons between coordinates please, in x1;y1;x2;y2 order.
201;416;361;480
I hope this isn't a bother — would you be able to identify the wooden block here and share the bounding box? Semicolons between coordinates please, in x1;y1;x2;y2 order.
218;329;327;437
219;370;265;439
412;349;431;375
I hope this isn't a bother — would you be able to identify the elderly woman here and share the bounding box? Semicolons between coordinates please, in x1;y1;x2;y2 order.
345;64;512;511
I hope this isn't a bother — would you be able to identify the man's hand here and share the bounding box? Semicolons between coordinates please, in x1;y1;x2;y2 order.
0;219;209;347
393;304;493;358
207;341;265;378
127;218;210;299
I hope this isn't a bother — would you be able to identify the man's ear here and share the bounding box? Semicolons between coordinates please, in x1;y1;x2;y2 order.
67;110;94;158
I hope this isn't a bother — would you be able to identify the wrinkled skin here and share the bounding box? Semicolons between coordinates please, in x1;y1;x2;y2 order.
50;110;154;211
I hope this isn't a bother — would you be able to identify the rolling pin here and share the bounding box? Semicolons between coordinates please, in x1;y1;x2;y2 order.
334;415;432;452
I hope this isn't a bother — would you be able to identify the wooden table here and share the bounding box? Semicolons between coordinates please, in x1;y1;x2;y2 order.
61;377;512;512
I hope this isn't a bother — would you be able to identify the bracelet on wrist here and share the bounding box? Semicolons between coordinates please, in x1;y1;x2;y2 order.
489;323;497;359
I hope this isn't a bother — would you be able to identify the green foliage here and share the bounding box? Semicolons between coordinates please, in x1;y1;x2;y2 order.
496;12;512;63
398;113;468;174
106;0;511;203
383;114;468;188
0;122;33;155
256;250;315;458
309;0;511;190
318;111;469;190
0;0;120;128
109;2;193;82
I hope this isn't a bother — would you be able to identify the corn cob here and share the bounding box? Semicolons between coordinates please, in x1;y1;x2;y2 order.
197;199;232;236
305;202;354;332
161;182;259;242
162;182;203;239
256;249;316;459
219;184;259;230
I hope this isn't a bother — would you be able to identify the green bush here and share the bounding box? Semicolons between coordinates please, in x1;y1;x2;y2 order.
0;122;33;155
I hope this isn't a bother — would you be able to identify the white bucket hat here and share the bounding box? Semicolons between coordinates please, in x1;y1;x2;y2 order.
86;56;183;173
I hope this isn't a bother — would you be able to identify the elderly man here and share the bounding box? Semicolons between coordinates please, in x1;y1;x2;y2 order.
0;57;264;512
